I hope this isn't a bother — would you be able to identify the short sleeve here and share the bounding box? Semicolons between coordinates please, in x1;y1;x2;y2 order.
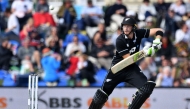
116;38;130;57
25;1;33;10
169;3;175;11
137;29;150;38
11;1;17;9
175;30;183;43
8;15;17;27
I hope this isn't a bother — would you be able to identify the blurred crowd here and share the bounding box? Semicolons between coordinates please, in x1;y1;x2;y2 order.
0;0;190;87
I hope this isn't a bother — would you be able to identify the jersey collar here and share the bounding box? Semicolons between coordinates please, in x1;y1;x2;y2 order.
133;32;137;43
124;32;137;41
124;34;128;39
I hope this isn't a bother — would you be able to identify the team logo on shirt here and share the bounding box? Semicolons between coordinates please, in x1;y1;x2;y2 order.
106;79;112;82
129;47;136;54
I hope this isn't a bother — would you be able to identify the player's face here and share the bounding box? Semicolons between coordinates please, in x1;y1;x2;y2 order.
123;24;133;35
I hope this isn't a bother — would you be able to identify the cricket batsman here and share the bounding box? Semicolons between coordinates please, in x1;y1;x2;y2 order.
89;17;164;109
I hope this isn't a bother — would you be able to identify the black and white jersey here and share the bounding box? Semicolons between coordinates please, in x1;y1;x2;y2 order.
112;29;150;66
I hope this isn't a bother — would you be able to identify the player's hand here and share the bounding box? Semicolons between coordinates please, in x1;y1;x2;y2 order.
152;38;162;51
143;45;155;57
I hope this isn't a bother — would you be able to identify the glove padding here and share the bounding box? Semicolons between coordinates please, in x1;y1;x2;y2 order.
143;38;162;57
143;45;155;57
152;38;162;51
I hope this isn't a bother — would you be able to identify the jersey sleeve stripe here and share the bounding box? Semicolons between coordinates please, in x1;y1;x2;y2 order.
143;29;147;38
118;48;128;53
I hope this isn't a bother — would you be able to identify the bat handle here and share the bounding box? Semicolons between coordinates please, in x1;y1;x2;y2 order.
153;46;158;49
153;44;159;50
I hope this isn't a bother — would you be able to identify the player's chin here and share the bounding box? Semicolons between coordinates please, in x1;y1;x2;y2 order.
124;31;130;34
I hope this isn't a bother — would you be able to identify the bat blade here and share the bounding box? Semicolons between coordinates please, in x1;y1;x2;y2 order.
111;50;146;74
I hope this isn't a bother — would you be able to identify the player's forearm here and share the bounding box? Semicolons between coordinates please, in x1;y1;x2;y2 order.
155;35;162;39
122;53;130;59
149;28;164;38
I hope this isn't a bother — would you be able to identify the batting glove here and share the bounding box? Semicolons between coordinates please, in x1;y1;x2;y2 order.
143;45;155;57
152;38;162;51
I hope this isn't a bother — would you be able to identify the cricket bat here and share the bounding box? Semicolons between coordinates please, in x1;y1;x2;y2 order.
111;50;146;74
